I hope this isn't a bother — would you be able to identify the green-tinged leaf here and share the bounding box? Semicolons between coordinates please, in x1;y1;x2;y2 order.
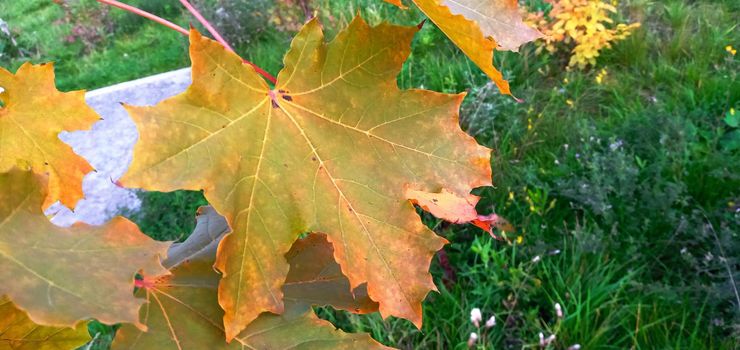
724;109;738;128
0;169;170;328
0;297;90;350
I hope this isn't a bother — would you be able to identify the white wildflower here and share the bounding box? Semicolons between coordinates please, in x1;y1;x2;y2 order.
555;303;563;318
470;308;482;327
609;139;623;151
485;315;496;328
467;332;478;347
540;333;555;347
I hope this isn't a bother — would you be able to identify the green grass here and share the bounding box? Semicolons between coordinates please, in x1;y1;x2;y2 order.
1;0;737;348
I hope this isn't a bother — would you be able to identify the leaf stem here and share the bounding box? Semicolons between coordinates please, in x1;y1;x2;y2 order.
95;0;277;85
178;0;234;52
178;0;277;84
96;0;189;36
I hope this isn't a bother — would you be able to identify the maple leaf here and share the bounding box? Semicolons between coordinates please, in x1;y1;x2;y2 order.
0;297;91;350
0;63;98;208
385;0;542;95
0;169;170;328
113;207;386;349
120;16;491;339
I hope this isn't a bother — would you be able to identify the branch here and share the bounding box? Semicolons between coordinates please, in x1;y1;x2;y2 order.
178;0;234;52
96;0;189;36
95;0;277;85
178;0;277;84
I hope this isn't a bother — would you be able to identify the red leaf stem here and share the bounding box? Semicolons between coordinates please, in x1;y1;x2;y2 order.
178;0;234;52
96;0;189;36
95;0;277;85
178;0;277;84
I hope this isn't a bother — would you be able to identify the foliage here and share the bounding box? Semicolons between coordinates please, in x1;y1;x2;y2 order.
0;17;20;61
191;0;274;47
1;0;737;349
526;0;640;68
0;0;189;91
271;0;315;32
54;0;116;53
0;0;541;348
125;190;208;241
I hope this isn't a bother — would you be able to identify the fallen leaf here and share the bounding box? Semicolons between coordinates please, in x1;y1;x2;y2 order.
120;16;490;339
0;169;170;328
0;297;90;350
113;208;386;349
0;63;97;208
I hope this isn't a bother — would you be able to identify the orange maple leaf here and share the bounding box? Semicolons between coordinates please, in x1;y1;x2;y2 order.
120;16;491;339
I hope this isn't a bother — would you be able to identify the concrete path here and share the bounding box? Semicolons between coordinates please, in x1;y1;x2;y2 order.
48;68;192;226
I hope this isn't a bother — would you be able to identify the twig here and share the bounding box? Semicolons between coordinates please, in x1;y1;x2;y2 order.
178;0;234;52
96;0;277;84
96;0;189;36
177;0;277;84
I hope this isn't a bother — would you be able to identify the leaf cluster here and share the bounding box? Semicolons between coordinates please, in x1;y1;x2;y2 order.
0;1;541;348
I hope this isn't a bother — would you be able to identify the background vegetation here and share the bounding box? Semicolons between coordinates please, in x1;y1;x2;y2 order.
1;0;737;348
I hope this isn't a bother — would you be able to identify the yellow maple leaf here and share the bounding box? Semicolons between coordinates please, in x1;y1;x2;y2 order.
0;63;97;208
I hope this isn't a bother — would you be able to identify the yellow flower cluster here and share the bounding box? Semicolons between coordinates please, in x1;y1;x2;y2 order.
526;0;640;68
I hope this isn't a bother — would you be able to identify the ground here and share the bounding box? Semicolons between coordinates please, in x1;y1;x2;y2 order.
0;0;738;348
